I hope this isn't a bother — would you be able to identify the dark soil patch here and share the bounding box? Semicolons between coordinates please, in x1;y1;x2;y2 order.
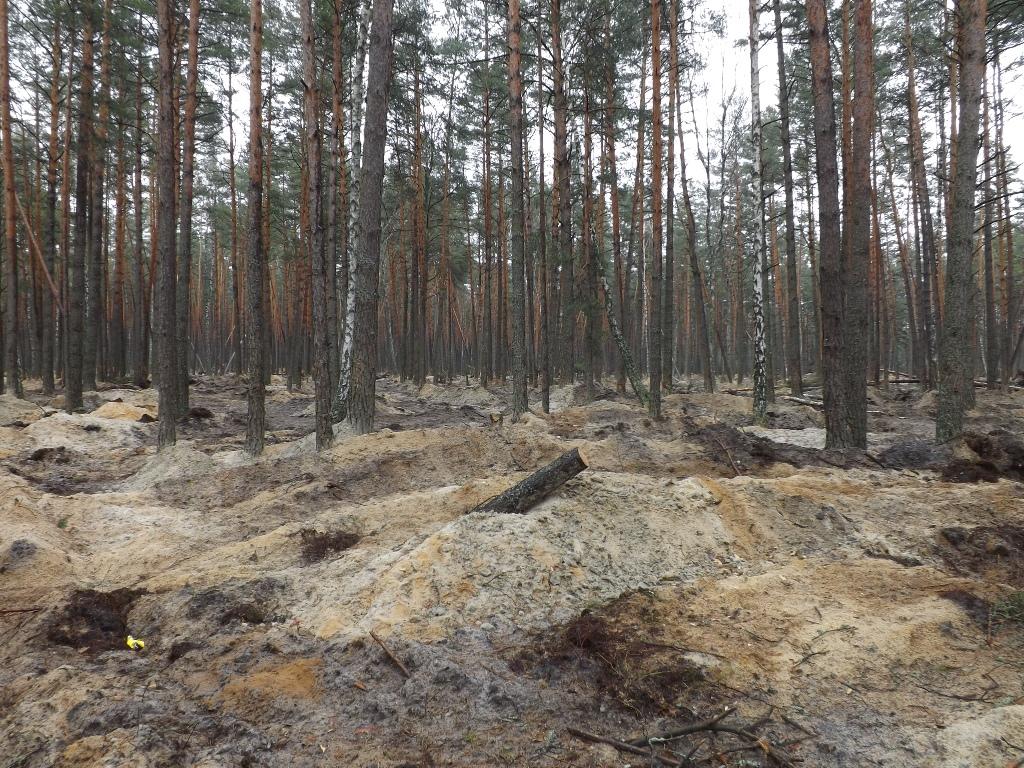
28;446;69;463
962;431;1024;481
297;528;360;564
187;577;288;627
510;593;724;718
875;439;951;470
939;589;993;629
940;459;1004;483
938;525;1024;587
45;588;147;653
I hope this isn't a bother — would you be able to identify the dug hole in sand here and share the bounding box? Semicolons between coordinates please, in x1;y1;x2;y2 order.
2;375;1023;766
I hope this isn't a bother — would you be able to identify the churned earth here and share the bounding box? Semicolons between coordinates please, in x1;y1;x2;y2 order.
1;375;1023;767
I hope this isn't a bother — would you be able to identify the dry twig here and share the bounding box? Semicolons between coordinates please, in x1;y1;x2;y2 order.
369;629;411;678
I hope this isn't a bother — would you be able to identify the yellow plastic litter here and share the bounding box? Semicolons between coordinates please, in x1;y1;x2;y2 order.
126;635;145;650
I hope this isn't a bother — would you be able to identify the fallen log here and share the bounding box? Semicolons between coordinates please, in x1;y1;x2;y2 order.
781;395;825;409
471;447;588;515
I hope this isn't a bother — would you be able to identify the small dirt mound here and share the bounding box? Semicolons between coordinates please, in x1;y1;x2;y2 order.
962;430;1024;481
45;588;147;653
938;525;1024;586
511;593;723;717
28;446;69;463
298;528;360;564
187;577;287;627
941;459;1004;483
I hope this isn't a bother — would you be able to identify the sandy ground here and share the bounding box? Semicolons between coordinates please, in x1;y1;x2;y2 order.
1;375;1023;767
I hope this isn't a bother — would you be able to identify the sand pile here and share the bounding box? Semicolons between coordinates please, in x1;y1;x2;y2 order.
1;378;1023;767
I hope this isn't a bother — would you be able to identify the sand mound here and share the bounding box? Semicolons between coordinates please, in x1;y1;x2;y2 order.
23;411;150;452
296;473;730;641
0;425;34;458
91;401;155;421
119;441;216;491
96;388;158;409
0;393;44;426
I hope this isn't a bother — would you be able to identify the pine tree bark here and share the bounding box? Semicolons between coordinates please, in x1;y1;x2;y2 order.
806;0;849;446
551;0;572;386
905;1;937;386
0;0;21;396
774;0;803;396
648;0;663;418
663;0;677;390
111;127;126;379
155;0;178;448
132;27;148;388
602;13;625;395
84;0;111;390
982;75;997;387
67;7;95;412
937;0;987;441
244;0;266;455
508;0;527;419
41;18;61;395
537;25;550;413
841;0;872;449
176;0;200;414
301;0;332;450
348;0;394;434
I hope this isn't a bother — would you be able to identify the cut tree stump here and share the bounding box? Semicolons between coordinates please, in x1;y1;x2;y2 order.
470;447;588;515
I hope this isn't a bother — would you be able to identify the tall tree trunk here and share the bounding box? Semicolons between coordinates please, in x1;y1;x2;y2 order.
301;0;332;450
40;18;61;395
326;0;346;397
750;0;768;424
905;1;937;386
648;0;663;416
412;70;427;386
176;0;200;414
774;0;803;396
84;0;111;390
937;0;987;441
841;0;872;449
982;74;997;387
663;0;677;390
603;12;624;395
671;2;712;393
537;23;550;413
0;0;20;396
335;0;373;418
244;0;265;455
111;126;126;379
348;0;395;434
133;20;147;387
806;0;849;446
67;6;95;411
551;0;572;386
508;0;527;419
155;0;178;448
227;56;242;375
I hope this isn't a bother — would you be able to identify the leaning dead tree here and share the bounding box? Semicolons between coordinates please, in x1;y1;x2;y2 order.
471;448;588;515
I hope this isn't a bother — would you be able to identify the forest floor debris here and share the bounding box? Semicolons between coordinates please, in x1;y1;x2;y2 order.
2;375;1023;766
